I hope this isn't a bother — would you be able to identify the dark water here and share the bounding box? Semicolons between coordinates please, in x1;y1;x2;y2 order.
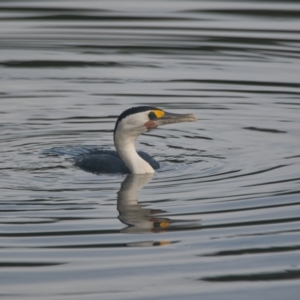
1;1;300;299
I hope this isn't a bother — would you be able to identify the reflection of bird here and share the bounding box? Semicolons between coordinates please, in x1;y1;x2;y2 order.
117;174;159;232
117;174;201;234
75;106;197;174
117;174;172;234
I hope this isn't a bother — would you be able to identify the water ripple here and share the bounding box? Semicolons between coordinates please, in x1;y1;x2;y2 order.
1;0;300;299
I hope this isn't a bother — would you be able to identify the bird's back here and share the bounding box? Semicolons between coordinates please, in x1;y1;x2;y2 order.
75;149;159;174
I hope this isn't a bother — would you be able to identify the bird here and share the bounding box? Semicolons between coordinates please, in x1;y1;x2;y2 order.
75;106;197;174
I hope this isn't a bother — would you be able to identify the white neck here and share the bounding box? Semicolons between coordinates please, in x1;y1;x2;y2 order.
114;131;155;174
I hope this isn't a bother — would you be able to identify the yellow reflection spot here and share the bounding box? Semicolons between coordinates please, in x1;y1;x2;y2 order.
159;241;171;246
160;221;170;228
153;110;165;118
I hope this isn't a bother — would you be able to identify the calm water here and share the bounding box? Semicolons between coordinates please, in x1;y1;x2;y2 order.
1;1;300;299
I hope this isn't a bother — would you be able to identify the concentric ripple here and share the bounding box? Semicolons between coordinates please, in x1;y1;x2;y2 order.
0;0;300;299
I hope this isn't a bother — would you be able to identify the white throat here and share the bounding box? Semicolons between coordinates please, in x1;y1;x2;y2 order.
114;130;154;174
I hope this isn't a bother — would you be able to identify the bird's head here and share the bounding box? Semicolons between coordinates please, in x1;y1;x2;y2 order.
114;106;197;140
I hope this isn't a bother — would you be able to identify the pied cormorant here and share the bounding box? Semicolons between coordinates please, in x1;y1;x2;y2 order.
75;106;197;174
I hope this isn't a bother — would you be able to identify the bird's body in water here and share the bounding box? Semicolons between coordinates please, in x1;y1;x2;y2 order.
75;106;197;174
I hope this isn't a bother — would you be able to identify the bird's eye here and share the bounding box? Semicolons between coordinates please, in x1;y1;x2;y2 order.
148;111;156;120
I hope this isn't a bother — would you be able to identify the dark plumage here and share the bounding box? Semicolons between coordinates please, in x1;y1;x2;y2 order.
75;150;159;174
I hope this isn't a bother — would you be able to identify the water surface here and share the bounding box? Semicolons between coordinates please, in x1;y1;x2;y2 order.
1;1;300;299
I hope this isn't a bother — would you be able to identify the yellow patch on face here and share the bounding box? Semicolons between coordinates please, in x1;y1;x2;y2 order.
153;110;165;118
